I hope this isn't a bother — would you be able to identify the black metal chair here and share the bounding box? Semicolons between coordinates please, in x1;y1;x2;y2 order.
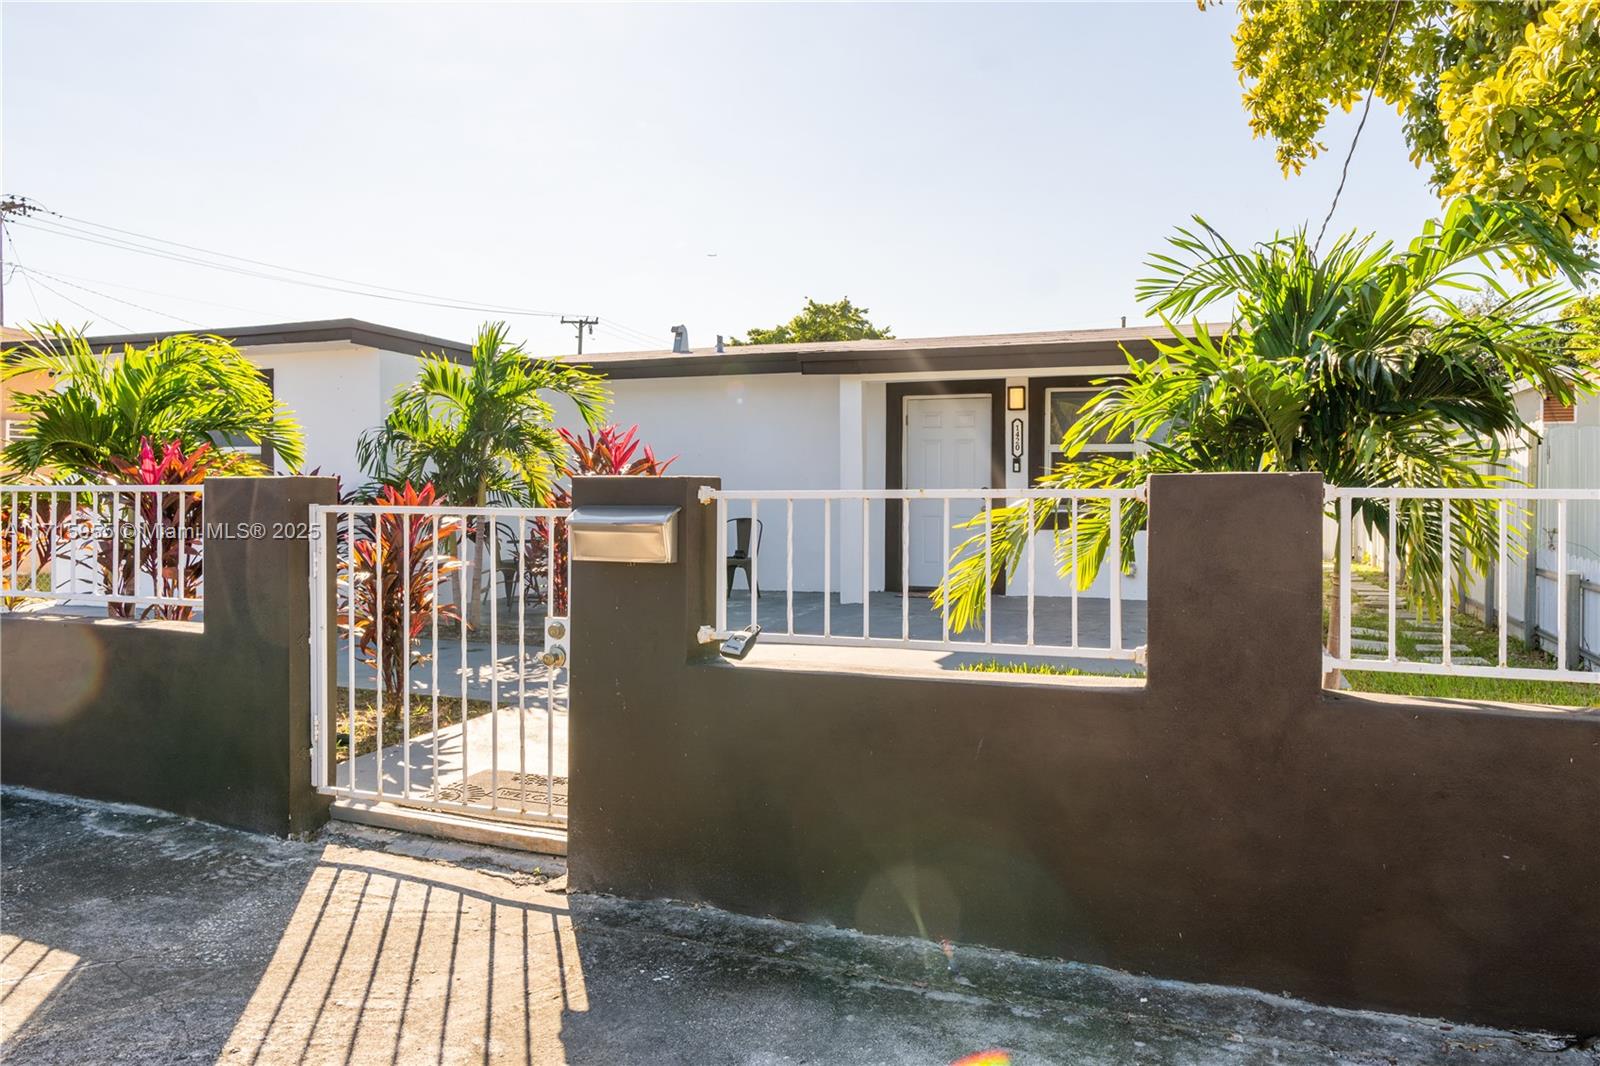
486;520;523;611
726;518;762;597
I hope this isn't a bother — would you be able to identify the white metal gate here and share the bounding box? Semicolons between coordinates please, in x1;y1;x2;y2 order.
309;503;571;826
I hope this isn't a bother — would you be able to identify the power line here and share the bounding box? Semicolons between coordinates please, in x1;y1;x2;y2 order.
51;209;570;317
15;216;575;319
561;316;599;354
2;228;45;324
1313;0;1404;254
1;195;47;327
19;269;132;332
5;264;276;318
595;318;667;348
9;200;671;346
16;265;202;327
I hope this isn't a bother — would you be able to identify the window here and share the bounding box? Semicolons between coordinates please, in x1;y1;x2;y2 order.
211;368;276;470
2;418;30;444
1044;388;1134;467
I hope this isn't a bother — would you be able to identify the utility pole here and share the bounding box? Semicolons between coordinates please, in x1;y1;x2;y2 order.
561;316;598;355
0;195;44;329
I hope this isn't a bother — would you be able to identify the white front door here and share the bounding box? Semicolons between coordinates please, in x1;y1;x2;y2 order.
904;395;991;589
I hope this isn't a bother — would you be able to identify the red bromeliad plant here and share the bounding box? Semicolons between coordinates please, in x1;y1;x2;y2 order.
526;425;677;614
338;482;464;694
93;437;239;620
557;424;676;477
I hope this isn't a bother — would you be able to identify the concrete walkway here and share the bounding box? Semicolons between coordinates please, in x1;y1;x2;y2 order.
337;636;556;702
2;790;1587;1065
340;695;568;810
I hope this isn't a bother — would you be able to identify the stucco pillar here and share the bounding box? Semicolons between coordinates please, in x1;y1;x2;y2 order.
1144;471;1325;707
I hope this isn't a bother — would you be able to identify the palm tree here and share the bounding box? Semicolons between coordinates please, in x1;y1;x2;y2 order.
934;199;1597;680
355;321;608;624
1;324;304;479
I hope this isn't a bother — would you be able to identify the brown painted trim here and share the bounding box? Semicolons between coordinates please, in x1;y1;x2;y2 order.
885;381;1006;595
74;319;474;365
589;340;1162;381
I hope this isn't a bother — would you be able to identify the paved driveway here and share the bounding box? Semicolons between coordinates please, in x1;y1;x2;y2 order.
1;791;1584;1065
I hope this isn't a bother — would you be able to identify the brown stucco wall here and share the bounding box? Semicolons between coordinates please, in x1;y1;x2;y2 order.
567;473;1600;1034
0;477;337;836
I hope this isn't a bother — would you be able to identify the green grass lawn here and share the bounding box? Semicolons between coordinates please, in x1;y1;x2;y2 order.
958;659;1136;678
1332;563;1598;708
959;568;1597;709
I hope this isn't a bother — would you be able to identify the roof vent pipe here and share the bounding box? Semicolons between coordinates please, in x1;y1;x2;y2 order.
716;335;725;353
671;325;690;354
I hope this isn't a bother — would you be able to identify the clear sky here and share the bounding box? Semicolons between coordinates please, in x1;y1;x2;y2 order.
2;2;1445;355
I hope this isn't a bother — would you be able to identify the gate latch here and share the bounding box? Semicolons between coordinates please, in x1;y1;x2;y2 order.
540;617;569;669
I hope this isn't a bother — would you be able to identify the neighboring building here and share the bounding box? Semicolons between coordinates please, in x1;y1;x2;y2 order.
1;326;49;472
1506;382;1600;658
14;320;470;486
553;325;1210;600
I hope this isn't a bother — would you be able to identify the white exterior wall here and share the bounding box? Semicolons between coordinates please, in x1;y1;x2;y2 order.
378;351;425;409
242;343;384;485
598;374;843;593
238;344;425;488
556;369;1149;601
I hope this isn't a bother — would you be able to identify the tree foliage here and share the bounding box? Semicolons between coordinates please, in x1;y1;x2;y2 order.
355;322;607;507
0;324;304;480
731;297;893;346
934;199;1598;633
1226;1;1600;239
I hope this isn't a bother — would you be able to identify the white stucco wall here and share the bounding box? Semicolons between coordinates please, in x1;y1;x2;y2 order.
585;374;843;593
242;344;386;486
378;351;424;410
553;369;1150;602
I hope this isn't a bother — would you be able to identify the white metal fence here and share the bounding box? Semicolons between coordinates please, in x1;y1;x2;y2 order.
1327;486;1600;684
0;484;204;617
700;486;1146;662
308;503;572;826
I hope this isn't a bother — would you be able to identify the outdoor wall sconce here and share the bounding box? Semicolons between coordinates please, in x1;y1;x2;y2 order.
1007;385;1027;410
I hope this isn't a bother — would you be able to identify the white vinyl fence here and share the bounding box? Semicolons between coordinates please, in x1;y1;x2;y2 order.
701;486;1146;662
0;484;204;617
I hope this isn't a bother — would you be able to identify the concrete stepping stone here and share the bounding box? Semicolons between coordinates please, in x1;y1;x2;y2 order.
1349;639;1390;654
1351;626;1389;639
1414;643;1472;655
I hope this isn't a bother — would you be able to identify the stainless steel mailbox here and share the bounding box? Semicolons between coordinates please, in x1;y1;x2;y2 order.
568;506;680;564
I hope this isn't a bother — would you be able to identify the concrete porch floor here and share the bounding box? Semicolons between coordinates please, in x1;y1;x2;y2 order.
332;592;1145;706
1;790;1587;1065
726;590;1148;651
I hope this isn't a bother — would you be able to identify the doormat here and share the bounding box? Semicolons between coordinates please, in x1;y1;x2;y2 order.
435;770;568;814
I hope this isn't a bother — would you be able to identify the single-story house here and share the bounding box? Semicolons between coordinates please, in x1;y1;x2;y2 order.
3;319;469;486
555;325;1209;601
6;318;1194;602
